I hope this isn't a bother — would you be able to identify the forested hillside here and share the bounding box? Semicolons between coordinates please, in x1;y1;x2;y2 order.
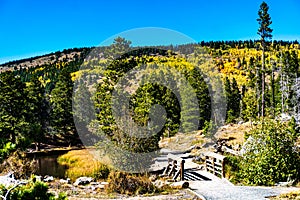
1;1;300;199
0;34;299;193
0;37;299;153
0;1;300;179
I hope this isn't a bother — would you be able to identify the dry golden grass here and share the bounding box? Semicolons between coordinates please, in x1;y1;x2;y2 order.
159;131;206;151
106;171;156;195
270;189;300;199
215;122;252;145
159;122;252;153
58;149;111;181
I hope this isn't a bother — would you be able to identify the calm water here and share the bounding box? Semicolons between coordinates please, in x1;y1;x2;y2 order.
27;151;68;178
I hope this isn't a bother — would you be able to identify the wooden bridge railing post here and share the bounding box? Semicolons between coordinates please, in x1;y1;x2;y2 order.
222;158;225;178
212;157;215;176
205;155;208;171
204;152;226;179
162;155;186;182
168;160;177;177
180;159;185;181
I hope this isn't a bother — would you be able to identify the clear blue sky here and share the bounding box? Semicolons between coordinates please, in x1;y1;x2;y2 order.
1;0;300;64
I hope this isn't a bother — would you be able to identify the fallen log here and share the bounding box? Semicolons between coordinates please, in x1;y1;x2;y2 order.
170;181;189;189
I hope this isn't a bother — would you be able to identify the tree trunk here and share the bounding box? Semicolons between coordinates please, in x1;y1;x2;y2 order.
261;45;265;118
256;65;261;117
271;64;275;117
281;71;284;113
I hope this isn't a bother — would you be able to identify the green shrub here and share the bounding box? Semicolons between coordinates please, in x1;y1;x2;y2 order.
56;192;68;200
240;119;300;186
224;154;242;184
0;142;16;163
226;109;236;123
11;181;52;199
0;179;67;200
106;171;156;195
202;120;216;137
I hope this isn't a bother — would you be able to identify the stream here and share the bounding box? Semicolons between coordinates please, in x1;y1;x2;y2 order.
33;154;66;178
26;149;72;178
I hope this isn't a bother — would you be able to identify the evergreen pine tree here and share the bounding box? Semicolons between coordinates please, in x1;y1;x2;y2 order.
26;76;49;150
257;1;273;117
0;72;29;145
50;70;76;145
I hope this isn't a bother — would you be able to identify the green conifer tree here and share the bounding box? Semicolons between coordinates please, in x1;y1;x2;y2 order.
257;1;273;117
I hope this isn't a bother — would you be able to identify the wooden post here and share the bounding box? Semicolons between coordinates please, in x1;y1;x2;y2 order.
212;157;215;175
168;160;177;177
180;160;185;181
222;158;225;178
205;156;208;171
168;158;172;165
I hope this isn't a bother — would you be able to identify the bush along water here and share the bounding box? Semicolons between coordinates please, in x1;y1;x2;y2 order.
0;176;67;200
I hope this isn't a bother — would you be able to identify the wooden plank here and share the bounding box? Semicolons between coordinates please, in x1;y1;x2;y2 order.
215;171;222;175
204;152;226;160
206;163;213;168
173;170;180;180
207;166;214;171
216;163;222;167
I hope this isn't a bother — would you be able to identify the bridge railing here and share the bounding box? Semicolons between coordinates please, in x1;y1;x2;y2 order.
204;152;226;178
161;155;185;181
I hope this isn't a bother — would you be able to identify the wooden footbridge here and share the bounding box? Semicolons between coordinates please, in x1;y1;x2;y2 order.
154;149;298;200
155;150;226;182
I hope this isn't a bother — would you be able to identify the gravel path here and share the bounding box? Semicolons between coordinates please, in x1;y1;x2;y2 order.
189;171;299;200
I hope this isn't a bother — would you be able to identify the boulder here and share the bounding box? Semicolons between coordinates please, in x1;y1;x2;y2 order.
59;178;71;184
0;172;17;187
74;177;93;186
153;180;169;189
43;175;54;182
89;182;105;190
149;175;158;182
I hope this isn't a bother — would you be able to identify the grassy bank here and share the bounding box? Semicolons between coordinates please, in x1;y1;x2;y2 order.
57;149;111;181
